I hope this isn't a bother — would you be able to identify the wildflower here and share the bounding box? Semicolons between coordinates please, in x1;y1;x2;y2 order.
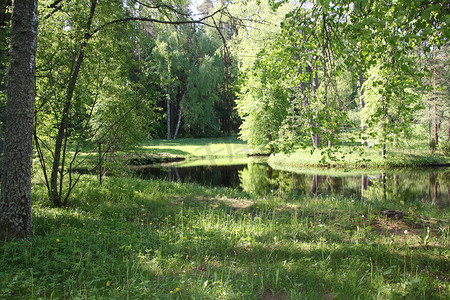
141;219;144;222
56;239;60;242
170;291;173;294
176;288;179;291
404;230;408;234
194;236;199;239
106;282;110;287
165;217;168;220
186;255;189;259
253;273;258;276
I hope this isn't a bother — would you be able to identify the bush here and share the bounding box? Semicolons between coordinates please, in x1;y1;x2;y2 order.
438;140;450;157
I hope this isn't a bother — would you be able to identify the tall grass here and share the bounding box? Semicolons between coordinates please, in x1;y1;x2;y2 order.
1;175;448;299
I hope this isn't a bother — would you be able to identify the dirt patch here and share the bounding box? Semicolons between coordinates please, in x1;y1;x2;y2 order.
171;195;255;210
259;290;289;300
217;196;254;209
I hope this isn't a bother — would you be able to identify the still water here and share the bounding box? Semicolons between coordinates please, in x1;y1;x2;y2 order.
134;162;450;208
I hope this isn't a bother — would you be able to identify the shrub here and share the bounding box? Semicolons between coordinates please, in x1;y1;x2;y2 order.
438;140;450;157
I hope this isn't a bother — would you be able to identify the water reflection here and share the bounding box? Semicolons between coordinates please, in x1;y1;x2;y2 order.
134;163;450;208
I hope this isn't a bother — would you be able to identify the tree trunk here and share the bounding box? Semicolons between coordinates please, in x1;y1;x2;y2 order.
173;98;184;140
224;48;231;135
167;85;171;140
359;75;367;146
0;0;12;93
433;46;438;146
0;0;38;240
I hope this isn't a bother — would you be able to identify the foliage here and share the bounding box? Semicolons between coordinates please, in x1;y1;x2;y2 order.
230;0;449;160
438;140;450;157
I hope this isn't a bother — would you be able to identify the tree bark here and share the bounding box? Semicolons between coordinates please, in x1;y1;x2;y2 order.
433;46;438;146
359;74;367;146
173;92;185;140
0;0;38;240
167;85;171;140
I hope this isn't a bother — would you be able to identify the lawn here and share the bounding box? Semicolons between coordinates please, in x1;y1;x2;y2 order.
1;175;448;299
136;136;250;159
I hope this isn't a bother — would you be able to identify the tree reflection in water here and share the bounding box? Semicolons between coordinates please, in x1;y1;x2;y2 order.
135;163;450;208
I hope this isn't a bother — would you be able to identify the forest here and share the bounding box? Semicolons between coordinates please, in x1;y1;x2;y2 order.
0;0;449;299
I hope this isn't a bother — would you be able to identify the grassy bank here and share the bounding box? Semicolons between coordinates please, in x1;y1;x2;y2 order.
269;146;450;169
1;176;448;299
131;137;449;169
135;137;250;159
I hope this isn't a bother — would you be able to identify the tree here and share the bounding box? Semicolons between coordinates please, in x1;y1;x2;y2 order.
230;0;291;153
35;0;229;206
233;0;449;158
0;0;38;239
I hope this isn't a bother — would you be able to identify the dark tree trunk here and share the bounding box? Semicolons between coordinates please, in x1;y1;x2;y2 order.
0;0;12;92
0;0;38;240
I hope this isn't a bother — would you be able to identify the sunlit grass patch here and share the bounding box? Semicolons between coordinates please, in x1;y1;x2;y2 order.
271;144;450;168
136;136;250;158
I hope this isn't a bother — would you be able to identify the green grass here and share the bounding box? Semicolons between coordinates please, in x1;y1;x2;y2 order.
129;135;449;169
270;145;450;169
1;175;448;299
136;136;250;159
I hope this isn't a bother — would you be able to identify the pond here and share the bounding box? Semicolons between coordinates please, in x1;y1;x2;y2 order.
134;161;450;209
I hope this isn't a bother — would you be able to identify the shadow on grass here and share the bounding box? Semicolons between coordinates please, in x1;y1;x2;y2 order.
136;147;191;156
2;177;447;299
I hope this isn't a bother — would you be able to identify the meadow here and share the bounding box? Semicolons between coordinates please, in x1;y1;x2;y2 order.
1;174;448;299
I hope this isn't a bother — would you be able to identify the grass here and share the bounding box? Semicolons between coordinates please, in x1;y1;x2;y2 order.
270;126;450;168
269;145;450;169
135;136;250;159
1;175;449;299
129;134;449;169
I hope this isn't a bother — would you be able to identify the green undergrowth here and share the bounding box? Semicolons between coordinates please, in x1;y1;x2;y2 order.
1;176;449;299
